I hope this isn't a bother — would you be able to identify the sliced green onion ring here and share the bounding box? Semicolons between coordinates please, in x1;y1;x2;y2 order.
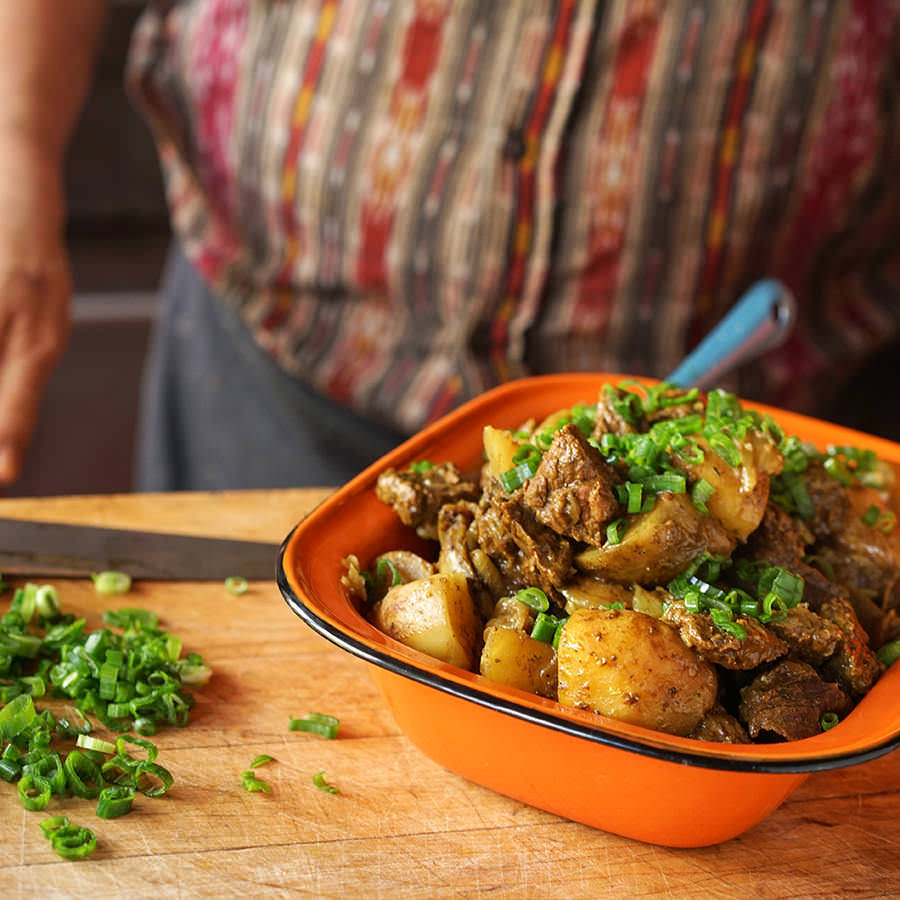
92;571;132;596
96;784;136;819
225;576;249;596
50;824;96;860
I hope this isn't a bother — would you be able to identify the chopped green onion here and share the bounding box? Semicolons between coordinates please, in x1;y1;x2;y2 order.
96;784;135;819
862;505;882;526
34;585;61;620
241;770;272;793
606;518;627;546
224;576;249;596
530;612;559;644
92;571;132;596
49;824;96;860
64;750;103;799
642;472;687;494
820;712;839;731
877;638;900;666
102;607;158;629
18;772;52;810
690;478;715;514
313;770;340;795
76;734;116;756
707;432;742;467
289;712;340;739
375;558;402;588
250;754;275;769
408;460;434;472
515;587;549;612
40;815;71;839
133;760;173;797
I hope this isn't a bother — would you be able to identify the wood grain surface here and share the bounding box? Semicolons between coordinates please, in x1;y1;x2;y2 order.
2;489;899;899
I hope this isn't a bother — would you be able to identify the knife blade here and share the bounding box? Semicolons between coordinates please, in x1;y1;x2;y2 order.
0;518;280;580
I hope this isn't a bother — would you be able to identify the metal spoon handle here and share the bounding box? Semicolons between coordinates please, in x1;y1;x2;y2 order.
665;279;796;389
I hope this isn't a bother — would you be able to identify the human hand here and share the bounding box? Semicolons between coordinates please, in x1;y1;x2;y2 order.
0;142;71;484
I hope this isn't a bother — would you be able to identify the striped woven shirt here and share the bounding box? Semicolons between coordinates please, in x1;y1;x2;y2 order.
127;0;900;435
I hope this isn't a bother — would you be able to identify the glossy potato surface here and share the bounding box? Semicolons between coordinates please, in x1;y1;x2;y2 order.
480;627;556;697
373;573;482;669
557;608;718;736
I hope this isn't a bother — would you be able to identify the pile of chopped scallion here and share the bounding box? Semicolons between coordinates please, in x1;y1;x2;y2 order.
0;578;210;859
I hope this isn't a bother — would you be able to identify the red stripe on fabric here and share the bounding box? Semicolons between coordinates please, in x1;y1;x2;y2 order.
571;8;661;331
354;2;450;296
489;0;578;376
690;0;770;344
266;0;339;331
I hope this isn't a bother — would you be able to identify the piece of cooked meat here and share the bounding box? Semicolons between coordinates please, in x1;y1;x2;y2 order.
814;484;900;608
738;660;851;741
739;503;845;611
803;461;852;543
688;705;750;744
593;387;640;437
819;596;884;696
766;604;843;666
521;423;620;545
474;484;574;598
375;462;479;540
662;599;787;670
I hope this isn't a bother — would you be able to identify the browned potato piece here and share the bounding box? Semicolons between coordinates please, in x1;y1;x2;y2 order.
672;433;782;541
560;574;634;615
480;627;556;698
575;492;734;585
557;608;718;736
373;573;482;670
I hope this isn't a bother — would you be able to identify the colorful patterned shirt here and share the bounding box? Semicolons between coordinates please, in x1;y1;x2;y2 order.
127;0;900;435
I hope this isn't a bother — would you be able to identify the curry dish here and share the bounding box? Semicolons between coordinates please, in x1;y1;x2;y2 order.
343;381;900;743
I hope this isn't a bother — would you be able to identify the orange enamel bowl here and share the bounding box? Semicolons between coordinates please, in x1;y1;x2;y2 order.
277;373;900;847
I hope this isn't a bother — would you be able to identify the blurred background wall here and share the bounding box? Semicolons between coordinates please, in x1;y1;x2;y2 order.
5;0;169;498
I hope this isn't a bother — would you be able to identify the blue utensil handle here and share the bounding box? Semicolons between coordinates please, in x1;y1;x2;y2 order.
666;279;796;390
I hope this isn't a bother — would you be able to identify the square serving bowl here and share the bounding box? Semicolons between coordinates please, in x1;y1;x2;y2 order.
277;373;900;847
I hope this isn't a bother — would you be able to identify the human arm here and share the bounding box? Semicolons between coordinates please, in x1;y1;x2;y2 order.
0;0;109;484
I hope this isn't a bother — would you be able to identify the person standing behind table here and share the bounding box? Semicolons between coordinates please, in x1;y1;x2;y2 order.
1;2;899;491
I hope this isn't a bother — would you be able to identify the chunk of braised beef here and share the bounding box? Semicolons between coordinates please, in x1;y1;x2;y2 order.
592;388;640;437
375;462;479;540
819;596;884;697
739;503;844;611
766;604;843;666
688;705;750;744
662;599;787;670
521;424;620;545
803;461;852;543
738;660;850;741
474;482;574;599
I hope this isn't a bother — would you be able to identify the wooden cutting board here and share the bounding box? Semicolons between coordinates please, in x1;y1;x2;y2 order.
2;489;899;899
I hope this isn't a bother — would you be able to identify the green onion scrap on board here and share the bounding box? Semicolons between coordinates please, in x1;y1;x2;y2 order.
0;577;209;859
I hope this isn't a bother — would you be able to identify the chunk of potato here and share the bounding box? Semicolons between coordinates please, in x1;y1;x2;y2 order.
575;492;734;585
672;433;782;540
557;608;718;736
372;573;482;670
480;627;556;698
482;426;522;480
560;575;634;616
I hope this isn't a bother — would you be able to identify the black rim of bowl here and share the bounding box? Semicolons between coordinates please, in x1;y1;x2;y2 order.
277;536;900;775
